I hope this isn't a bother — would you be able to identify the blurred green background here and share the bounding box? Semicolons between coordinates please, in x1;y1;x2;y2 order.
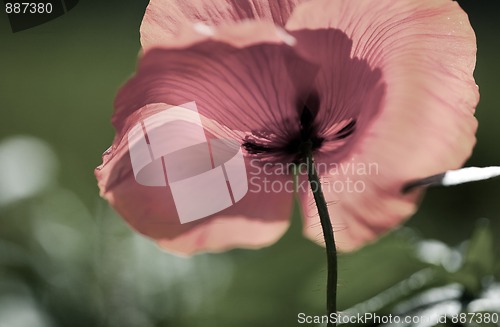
0;1;499;326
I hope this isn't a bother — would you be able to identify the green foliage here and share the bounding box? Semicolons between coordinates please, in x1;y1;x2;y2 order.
452;220;495;296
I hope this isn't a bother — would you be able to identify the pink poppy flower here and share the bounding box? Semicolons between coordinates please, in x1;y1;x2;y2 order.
96;0;478;255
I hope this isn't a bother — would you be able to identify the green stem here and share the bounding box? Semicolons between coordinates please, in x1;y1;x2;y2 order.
306;150;337;326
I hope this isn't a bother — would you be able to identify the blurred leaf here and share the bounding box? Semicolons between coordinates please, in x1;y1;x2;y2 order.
0;240;30;267
300;228;438;318
463;220;495;275
337;219;500;327
452;219;495;296
336;229;429;309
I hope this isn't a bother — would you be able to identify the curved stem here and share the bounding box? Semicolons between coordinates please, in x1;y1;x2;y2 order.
306;151;337;326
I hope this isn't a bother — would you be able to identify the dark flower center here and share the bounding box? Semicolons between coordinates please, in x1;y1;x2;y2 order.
242;91;356;163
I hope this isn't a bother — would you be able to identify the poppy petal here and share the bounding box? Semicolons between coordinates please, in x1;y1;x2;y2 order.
287;0;478;250
96;103;294;255
141;0;308;48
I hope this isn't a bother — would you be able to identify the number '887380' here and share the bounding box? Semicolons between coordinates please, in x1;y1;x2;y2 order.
5;2;53;14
